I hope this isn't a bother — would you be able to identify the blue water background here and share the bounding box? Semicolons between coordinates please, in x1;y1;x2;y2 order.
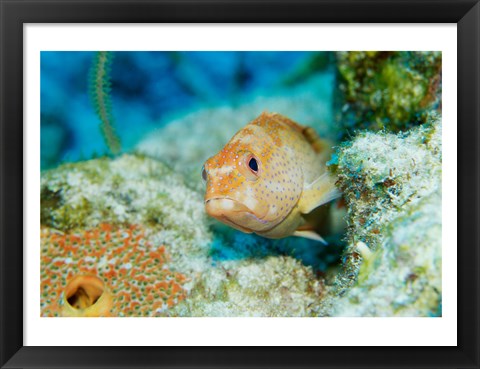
41;51;331;168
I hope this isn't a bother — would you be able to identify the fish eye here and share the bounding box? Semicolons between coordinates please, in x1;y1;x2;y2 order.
248;157;258;173
238;154;260;181
201;165;207;182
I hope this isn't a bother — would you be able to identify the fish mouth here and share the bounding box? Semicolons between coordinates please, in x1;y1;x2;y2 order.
204;197;267;232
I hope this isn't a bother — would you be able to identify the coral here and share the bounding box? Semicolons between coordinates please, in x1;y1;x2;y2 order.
89;51;121;155
170;256;326;317
326;114;442;316
334;51;442;136
41;223;188;317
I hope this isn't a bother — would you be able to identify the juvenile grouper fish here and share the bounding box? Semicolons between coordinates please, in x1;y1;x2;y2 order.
202;112;340;243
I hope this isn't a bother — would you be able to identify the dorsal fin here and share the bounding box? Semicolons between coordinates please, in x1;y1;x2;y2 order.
269;112;305;133
269;112;329;154
301;126;331;154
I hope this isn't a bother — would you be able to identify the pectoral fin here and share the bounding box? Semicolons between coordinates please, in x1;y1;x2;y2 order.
293;230;328;245
298;172;341;214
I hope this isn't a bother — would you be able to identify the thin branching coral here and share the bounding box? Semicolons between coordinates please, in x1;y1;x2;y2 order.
41;223;188;317
89;51;121;155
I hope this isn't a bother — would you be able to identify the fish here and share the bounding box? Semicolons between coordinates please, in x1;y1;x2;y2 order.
202;112;340;243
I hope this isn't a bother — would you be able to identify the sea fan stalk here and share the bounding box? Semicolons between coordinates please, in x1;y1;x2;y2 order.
90;51;121;155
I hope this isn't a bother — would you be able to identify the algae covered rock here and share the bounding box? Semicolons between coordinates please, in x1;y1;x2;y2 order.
40;154;212;272
335;51;442;136
171;256;326;317
327;114;442;316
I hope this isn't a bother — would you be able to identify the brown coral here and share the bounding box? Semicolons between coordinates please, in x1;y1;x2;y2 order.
41;223;188;317
334;51;442;136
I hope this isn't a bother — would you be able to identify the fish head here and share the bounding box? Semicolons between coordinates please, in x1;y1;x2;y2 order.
203;118;303;233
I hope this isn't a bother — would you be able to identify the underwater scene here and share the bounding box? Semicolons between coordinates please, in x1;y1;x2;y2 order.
40;51;442;317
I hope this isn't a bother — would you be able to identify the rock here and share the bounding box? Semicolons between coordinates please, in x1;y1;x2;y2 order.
326;114;442;316
40;154;212;273
335;51;442;137
171;256;325;317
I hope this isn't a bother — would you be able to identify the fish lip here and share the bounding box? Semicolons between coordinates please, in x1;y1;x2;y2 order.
204;197;265;219
204;197;271;232
204;198;254;232
220;215;254;233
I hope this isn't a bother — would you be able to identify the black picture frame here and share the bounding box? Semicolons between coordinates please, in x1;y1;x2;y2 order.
1;1;479;368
